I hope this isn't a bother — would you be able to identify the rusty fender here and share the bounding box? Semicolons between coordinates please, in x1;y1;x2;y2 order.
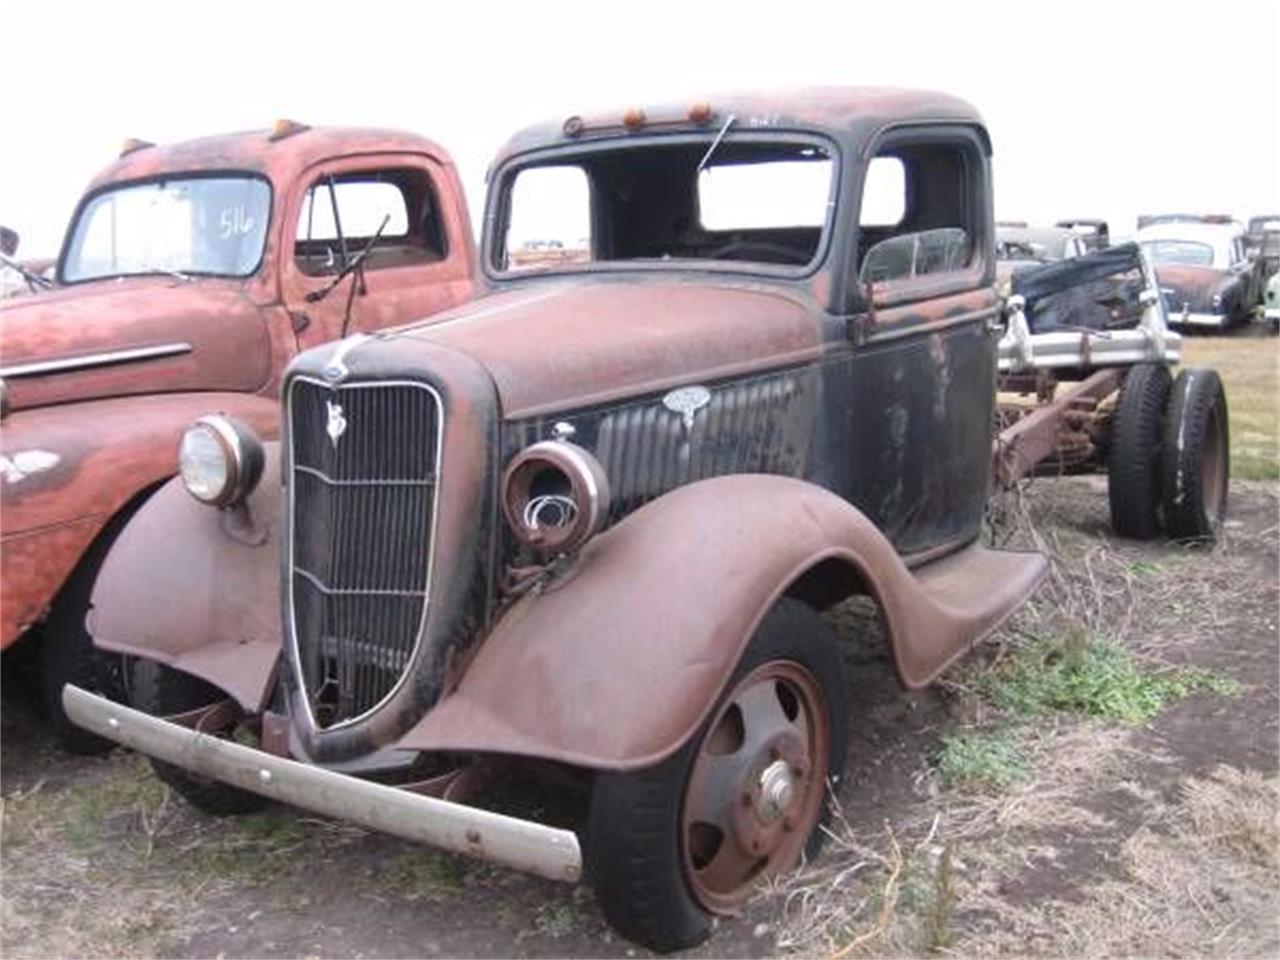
401;474;1047;771
1;391;280;648
87;442;284;712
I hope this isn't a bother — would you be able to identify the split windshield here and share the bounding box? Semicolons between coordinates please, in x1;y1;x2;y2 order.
62;175;271;282
494;136;834;275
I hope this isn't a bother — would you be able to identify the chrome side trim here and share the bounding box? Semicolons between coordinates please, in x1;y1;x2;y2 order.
285;376;445;734
0;342;193;378
63;685;582;883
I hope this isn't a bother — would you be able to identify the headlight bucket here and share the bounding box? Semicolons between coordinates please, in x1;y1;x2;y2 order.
502;440;610;556
178;415;264;508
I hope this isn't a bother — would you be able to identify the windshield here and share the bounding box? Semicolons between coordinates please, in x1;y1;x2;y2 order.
494;136;834;275
62;175;271;282
1141;240;1216;267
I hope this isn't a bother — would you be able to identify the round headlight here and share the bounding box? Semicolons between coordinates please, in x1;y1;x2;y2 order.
502;440;610;556
178;415;264;508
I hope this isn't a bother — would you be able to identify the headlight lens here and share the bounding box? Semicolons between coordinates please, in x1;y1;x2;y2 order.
178;415;264;507
502;440;610;556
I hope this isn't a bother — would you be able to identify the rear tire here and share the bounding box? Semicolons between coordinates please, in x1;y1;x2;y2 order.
1160;368;1229;543
586;599;849;953
131;659;270;816
1108;363;1172;539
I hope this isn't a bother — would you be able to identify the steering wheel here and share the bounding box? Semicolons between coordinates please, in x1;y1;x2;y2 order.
704;239;810;265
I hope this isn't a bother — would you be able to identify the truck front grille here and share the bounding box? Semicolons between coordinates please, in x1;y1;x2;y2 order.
286;377;442;728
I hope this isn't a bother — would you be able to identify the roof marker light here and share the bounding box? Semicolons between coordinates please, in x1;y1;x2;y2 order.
269;119;310;142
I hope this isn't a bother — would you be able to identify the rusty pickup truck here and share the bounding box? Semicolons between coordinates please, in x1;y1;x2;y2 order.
65;89;1228;951
0;122;476;750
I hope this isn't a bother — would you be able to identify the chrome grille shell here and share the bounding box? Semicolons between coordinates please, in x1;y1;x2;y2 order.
285;376;444;731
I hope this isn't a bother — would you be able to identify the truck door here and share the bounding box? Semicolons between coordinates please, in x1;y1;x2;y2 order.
837;128;1000;557
280;155;475;351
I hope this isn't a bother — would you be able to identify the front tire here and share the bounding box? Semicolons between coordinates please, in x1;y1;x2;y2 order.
131;659;270;816
586;599;849;953
1160;368;1229;543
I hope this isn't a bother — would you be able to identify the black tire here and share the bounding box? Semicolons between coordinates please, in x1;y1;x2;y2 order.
131;659;270;816
586;599;849;953
1160;368;1229;543
39;509;138;755
1108;363;1173;539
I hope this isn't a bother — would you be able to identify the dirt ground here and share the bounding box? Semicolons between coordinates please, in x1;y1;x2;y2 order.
3;331;1279;958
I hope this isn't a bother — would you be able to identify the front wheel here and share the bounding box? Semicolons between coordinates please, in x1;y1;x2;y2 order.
586;599;849;953
130;659;270;816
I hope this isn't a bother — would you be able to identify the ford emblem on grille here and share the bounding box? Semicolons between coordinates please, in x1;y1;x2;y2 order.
663;385;711;432
326;400;348;447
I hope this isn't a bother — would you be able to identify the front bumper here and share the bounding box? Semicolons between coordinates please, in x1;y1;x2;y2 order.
1170;310;1229;328
63;685;582;883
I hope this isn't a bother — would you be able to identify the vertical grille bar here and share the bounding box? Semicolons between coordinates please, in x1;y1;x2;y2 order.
287;377;442;729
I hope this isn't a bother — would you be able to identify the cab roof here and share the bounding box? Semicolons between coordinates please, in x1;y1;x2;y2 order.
492;86;988;166
89;126;455;191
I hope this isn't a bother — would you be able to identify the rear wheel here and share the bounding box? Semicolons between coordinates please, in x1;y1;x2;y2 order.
586;599;849;953
1160;368;1229;543
1108;363;1172;539
131;659;270;816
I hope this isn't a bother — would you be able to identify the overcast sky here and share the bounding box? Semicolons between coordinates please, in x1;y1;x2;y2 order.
2;0;1276;259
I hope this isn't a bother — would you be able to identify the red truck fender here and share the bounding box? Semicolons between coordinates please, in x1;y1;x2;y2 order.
1;392;280;647
401;474;1047;771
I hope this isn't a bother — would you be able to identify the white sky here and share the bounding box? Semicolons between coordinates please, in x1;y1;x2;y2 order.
2;0;1277;260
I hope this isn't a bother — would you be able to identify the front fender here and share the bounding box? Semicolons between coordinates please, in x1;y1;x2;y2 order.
87;441;284;712
401;474;1045;770
1;392;280;647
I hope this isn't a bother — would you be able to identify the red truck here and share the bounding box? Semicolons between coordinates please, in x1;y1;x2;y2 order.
0;121;476;749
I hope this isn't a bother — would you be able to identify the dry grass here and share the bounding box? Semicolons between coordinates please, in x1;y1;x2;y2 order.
1183;335;1280;480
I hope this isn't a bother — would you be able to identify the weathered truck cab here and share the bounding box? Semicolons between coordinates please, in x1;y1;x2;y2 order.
0;123;476;747
69;90;1048;951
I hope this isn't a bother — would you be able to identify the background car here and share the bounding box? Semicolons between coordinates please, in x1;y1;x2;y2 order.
1138;221;1263;330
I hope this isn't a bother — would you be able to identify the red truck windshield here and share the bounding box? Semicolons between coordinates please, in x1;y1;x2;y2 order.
62;175;271;283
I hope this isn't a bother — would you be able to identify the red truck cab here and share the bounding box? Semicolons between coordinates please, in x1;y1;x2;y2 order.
0;122;476;747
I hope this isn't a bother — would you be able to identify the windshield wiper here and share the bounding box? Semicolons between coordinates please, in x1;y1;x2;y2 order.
305;214;391;306
697;113;737;173
143;263;193;283
1;254;54;291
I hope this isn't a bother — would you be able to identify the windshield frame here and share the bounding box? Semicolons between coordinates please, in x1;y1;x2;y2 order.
57;169;275;286
483;130;842;285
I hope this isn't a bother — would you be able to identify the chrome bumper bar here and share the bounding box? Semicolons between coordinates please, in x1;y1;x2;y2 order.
63;685;582;883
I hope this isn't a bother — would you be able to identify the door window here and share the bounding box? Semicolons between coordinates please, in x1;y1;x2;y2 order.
295;168;444;276
857;143;977;286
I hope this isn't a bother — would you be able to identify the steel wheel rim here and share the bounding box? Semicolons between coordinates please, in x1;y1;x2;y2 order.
680;660;830;913
1201;402;1227;525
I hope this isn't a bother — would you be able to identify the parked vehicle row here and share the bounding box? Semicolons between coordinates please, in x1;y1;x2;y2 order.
996;212;1274;333
0;89;1236;953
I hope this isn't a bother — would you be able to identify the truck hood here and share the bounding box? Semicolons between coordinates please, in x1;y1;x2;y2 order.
0;277;274;411
1154;264;1233;313
390;278;822;418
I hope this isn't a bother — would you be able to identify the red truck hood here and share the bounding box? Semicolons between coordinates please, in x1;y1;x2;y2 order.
0;277;274;411
392;278;821;418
